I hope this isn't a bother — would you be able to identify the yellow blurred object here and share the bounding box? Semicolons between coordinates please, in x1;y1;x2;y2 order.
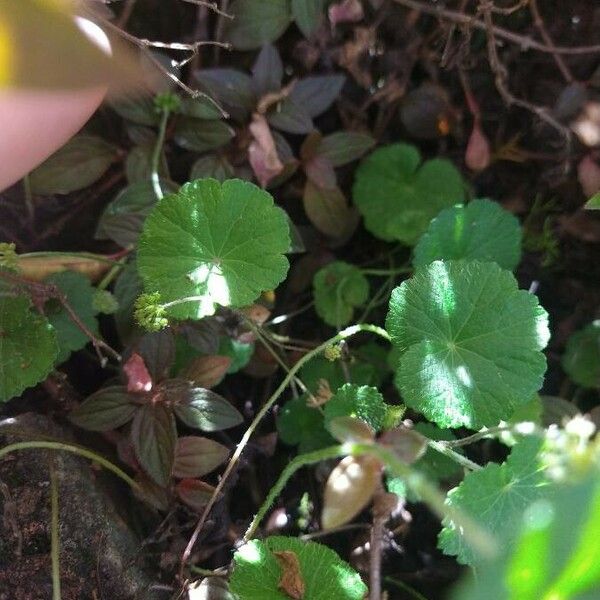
0;0;143;91
16;252;115;282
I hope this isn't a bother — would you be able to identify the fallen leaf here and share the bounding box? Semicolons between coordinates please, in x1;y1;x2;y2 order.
334;27;375;89
248;113;285;188
465;122;491;172
322;454;382;529
329;0;364;27
274;550;305;600
123;353;153;393
578;155;600;198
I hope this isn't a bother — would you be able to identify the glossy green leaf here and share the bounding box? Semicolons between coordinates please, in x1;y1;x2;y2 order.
313;261;368;328
454;466;600;599
29;134;117;195
218;337;254;374
413;199;522;270
44;270;99;364
0;295;58;402
130;403;177;487
386;260;550;429
230;536;367;600
439;436;548;565
171;383;243;431
353;143;466;244
69;386;136;431
292;0;326;37
324;383;387;432
137;178;290;320
225;0;292;51
562;321;600;388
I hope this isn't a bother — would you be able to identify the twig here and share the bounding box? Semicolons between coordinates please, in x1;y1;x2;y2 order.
179;324;391;580
391;0;600;55
528;0;573;82
180;0;233;19
96;16;228;118
478;0;572;154
369;486;386;600
213;0;230;62
0;441;140;491
49;458;61;600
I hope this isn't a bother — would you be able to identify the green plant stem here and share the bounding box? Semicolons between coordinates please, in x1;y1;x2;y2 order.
444;425;511;448
427;440;482;471
151;108;170;201
384;577;429;600
49;460;61;600
0;442;139;492
244;445;346;542
180;323;391;576
354;443;496;559
361;267;412;277
243;441;496;560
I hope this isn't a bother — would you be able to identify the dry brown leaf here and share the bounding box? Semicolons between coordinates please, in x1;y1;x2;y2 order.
274;550;305;600
16;253;113;282
322;454;382;529
248;113;284;188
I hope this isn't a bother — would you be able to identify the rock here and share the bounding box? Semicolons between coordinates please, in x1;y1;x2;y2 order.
0;413;166;600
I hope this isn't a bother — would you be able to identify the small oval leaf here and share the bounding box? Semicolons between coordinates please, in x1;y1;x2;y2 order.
173;436;230;478
69;386;136;432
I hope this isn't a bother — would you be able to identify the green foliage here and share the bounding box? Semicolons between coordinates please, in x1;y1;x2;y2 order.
313;261;369;328
323;383;388;432
453;466;600;600
229;536;367;600
439;436;548;565
562;321;600;388
585;192;600;210
353;143;465;245
292;0;326;37
29;134;117;195
277;395;333;453
413;199;522;270
316;132;376;167
44;270;99;364
386;260;550;429
218;337;254;374
137;178;290;320
0;295;58;402
225;0;292;50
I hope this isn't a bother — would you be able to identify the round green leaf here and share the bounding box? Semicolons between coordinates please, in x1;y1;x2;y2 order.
562;320;600;388
0;295;58;402
353;143;466;245
44;270;99;364
453;467;600;600
324;383;387;432
313;261;369;328
230;536;367;600
413;199;522;270
439;437;547;566
137;178;290;320
386;260;550;429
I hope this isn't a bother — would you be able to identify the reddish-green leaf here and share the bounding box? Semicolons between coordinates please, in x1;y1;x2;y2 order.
131;404;177;487
176;478;218;511
173;436;230;478
303;181;355;238
181;355;232;388
316;132;375;167
69;386;136;432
